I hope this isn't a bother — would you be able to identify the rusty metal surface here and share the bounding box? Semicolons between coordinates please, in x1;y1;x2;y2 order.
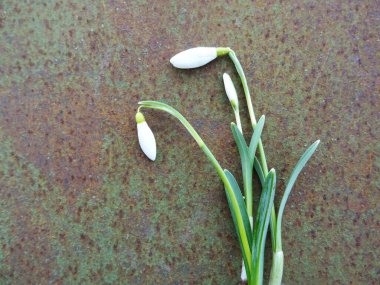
0;0;379;284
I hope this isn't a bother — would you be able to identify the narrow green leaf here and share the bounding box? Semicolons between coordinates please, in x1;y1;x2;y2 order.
252;169;276;283
253;156;265;186
248;115;265;164
224;169;253;280
253;155;276;249
231;123;253;217
224;191;252;282
231;123;249;165
224;169;253;247
275;140;320;251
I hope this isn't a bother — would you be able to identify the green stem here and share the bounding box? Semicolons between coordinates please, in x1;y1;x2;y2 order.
138;101;252;272
228;49;257;126
234;109;243;134
234;107;254;283
233;110;254;223
269;251;284;285
234;112;253;218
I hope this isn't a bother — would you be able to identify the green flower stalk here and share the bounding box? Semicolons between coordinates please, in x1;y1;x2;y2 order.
223;73;243;134
137;101;254;277
136;47;320;284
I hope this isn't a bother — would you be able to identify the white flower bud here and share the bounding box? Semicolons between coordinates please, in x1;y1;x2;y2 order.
170;47;218;69
136;112;157;161
223;73;238;109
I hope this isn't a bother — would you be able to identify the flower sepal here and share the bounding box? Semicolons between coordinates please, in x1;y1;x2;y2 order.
136;112;157;161
170;47;230;69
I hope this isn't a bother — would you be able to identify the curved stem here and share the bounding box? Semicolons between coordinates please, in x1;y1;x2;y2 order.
228;49;257;126
138;101;252;272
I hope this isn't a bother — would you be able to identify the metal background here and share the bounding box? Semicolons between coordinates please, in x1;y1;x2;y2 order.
0;1;379;284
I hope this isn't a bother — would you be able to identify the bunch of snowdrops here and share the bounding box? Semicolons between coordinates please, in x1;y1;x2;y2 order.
136;47;319;285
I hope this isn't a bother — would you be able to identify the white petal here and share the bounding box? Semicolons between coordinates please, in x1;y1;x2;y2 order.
241;261;247;281
170;47;217;69
137;121;157;161
240;217;253;281
223;73;238;106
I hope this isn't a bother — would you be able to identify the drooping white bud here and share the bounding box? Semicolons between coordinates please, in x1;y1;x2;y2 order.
136;112;157;161
223;73;239;110
170;47;229;69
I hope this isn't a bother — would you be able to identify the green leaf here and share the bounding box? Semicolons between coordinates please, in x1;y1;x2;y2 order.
231;123;249;166
248;115;265;165
275;140;320;251
231;123;253;217
253;156;265;186
251;169;276;283
253;154;277;251
224;169;253;280
224;169;253;247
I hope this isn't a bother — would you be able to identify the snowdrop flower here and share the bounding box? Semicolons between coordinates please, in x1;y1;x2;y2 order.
136;112;157;161
223;73;242;133
170;47;230;69
223;73;238;110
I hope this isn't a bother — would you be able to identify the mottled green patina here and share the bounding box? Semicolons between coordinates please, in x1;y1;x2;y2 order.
0;0;379;284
